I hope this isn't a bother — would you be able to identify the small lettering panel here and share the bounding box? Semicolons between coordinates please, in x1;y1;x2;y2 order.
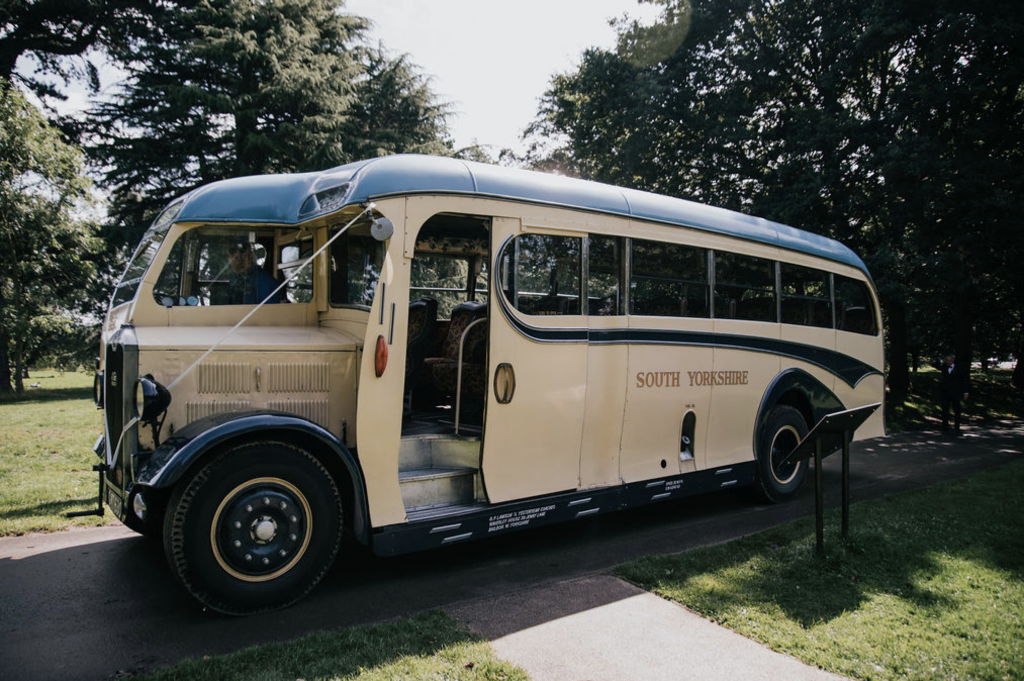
634;369;750;388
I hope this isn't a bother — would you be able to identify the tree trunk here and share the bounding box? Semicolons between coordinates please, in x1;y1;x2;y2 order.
13;331;24;393
886;299;910;405
0;327;11;394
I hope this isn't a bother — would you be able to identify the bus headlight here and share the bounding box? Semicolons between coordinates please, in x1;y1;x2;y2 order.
132;492;148;522
93;371;104;409
134;374;171;424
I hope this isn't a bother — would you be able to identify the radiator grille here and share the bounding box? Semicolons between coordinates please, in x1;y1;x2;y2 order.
268;362;329;393
268;399;329;427
186;400;251;422
197;363;251;394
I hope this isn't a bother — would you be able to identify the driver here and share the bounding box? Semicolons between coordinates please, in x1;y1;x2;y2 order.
227;242;282;304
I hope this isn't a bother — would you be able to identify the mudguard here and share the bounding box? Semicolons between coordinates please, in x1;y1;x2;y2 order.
754;369;845;457
134;410;370;544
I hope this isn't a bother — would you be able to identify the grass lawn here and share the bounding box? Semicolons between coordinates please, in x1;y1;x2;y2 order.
617;459;1024;681
135;610;526;681
0;370;114;535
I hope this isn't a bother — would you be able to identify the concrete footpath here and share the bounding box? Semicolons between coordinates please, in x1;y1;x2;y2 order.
448;574;847;681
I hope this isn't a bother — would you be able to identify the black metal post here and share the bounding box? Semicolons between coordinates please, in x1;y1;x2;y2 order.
815;439;824;555
66;464;106;518
842;430;851;538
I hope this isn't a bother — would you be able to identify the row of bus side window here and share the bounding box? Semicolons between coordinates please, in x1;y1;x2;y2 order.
501;233;877;336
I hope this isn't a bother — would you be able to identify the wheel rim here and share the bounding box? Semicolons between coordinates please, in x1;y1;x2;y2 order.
769;425;802;485
210;477;313;583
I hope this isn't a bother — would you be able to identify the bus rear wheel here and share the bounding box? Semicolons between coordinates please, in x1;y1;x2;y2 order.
163;441;343;615
756;406;808;503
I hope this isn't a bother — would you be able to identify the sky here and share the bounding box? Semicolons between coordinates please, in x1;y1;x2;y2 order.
343;0;661;156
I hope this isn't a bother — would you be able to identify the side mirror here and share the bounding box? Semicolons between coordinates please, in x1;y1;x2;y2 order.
370;217;394;241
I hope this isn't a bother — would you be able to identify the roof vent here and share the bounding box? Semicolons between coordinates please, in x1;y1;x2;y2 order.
298;182;352;219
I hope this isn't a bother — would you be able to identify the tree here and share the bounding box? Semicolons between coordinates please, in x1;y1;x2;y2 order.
525;0;1024;399
0;81;100;393
84;0;454;252
0;0;164;104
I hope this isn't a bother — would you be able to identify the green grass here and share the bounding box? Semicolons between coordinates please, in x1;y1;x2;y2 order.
134;610;526;681
0;370;114;535
617;459;1024;681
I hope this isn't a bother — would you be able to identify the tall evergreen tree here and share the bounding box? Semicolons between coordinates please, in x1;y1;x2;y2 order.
86;0;453;250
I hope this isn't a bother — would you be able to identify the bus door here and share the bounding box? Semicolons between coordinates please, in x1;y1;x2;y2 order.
483;218;587;503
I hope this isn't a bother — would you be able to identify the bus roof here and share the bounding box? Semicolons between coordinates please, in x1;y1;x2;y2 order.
173;154;868;274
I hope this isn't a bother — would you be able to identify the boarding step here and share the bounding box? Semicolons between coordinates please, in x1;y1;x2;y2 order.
399;466;478;511
399;434;481;471
405;501;487;524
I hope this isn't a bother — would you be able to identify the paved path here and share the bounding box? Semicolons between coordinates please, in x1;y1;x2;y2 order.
1;423;1021;680
450;574;849;681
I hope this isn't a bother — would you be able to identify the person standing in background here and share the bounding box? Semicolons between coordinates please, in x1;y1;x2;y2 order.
938;354;969;434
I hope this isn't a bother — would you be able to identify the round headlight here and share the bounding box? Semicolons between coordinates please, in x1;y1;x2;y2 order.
93;371;104;409
134;374;171;423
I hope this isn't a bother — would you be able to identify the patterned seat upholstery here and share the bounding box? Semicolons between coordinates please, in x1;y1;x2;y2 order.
423;301;487;398
405;298;438;399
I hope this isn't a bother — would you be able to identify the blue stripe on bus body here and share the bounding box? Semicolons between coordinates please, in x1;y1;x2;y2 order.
496;296;878;388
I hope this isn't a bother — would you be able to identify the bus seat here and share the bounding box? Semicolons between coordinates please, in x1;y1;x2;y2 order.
424;301;487;398
404;298;438;401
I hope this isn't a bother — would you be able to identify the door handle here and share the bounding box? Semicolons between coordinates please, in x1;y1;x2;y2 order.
494;363;516;404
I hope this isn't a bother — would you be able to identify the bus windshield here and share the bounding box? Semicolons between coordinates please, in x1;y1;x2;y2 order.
109;200;183;309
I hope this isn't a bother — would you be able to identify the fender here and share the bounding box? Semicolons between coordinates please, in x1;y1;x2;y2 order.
135;410;370;544
754;369;844;458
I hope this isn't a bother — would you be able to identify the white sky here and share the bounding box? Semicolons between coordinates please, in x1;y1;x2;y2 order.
344;0;660;156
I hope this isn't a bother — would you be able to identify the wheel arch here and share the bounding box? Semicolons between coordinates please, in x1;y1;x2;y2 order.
754;369;845;460
136;411;370;545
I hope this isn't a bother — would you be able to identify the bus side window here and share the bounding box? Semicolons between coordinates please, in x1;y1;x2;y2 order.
630;239;710;318
714;252;776;322
835;275;878;335
503;234;581;315
587;235;623;316
780;263;832;328
329;228;382;307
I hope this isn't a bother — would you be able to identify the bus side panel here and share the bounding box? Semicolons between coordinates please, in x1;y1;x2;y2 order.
621;341;712;482
706;322;782;468
579;340;627;489
835;302;886;440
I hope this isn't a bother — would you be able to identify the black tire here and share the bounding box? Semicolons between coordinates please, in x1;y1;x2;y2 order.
756;405;808;503
163;441;343;615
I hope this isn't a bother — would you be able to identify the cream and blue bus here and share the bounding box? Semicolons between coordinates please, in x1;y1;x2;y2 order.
88;154;884;614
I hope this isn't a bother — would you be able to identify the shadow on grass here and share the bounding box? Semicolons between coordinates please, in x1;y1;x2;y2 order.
1;498;99;519
138;610;524;681
618;459;1024;628
0;386;93;405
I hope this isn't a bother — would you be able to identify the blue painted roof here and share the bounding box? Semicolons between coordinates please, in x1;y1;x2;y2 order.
171;154;868;274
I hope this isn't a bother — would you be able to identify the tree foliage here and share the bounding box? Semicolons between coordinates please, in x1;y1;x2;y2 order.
0;0;164;104
84;0;453;251
525;0;1024;396
0;81;100;392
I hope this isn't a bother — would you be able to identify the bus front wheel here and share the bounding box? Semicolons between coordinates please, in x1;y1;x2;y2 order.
756;406;808;503
163;441;343;615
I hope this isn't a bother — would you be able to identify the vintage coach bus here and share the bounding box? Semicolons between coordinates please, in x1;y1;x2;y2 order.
87;154;885;613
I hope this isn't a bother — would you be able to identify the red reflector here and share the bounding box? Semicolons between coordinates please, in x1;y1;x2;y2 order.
374;335;388;377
